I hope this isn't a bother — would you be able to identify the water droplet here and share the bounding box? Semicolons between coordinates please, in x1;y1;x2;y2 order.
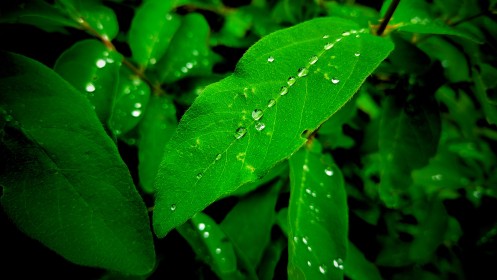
149;58;157;65
134;103;142;108
192;49;199;56
307;261;312;267
303;165;309;172
355;34;360;38
318;265;328;274
335;38;342;42
324;42;334;50
354;52;361;57
215;153;222;161
196;173;203;179
181;66;188;73
302;237;308;245
252;109;263;121
267;99;276;108
287;77;296;86
170;204;176;211
311;192;317;198
85;83;96;93
280;86;289;96
215;248;222;254
131;109;142;117
267;56;275;63
326;193;332;199
331;78;340;84
342;31;351;36
323;35;330;39
325;167;334;176
305;188;312;195
297;67;309;77
431;174;443;181
198;223;206;231
186;62;193;69
234;127;247;139
96;59;106;68
165;13;173;20
203;231;210;238
255;122;266;131
333;258;344;270
307;246;312;252
309;55;319;65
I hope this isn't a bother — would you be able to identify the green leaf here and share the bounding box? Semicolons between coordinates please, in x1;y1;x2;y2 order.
380;0;482;42
128;0;181;68
109;67;151;137
288;142;348;280
379;92;441;207
344;242;382;280
153;16;393;237
59;0;119;40
220;181;282;270
0;0;78;33
138;95;177;194
474;65;497;125
257;237;287;280
156;13;222;83
177;212;240;279
0;51;155;275
54;39;121;129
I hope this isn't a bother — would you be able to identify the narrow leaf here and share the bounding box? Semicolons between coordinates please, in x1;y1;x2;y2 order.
0;51;155;275
153;17;393;237
344;242;382;280
288;142;348;280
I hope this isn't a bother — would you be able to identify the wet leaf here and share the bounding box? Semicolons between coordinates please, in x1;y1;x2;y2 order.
153;16;393;237
0;51;155;275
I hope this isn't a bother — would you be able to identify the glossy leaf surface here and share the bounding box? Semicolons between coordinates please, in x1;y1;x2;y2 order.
0;51;155;275
153;16;393;237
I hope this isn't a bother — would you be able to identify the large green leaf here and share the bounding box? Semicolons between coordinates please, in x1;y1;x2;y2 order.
0;51;155;275
54;39;121;128
153;16;393;237
128;0;181;68
288;142;348;279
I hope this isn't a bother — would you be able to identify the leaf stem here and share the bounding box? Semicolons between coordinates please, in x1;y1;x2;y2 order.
376;0;401;36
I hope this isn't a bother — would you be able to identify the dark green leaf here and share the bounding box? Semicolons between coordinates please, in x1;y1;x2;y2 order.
54;39;121;129
153;17;393;237
344;242;382;280
258;237;287;280
138;95;177;193
288;141;348;279
379;92;441;207
0;51;155;275
474;65;497;125
324;2;379;27
128;0;181;68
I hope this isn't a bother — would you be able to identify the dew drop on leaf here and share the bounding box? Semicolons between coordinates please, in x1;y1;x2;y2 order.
170;204;177;211
342;31;350;36
96;59;106;68
309;55;318;65
324;42;334;50
333;258;344;270
215;248;222;254
196;173;203;179
131;109;142;117
331;78;340;84
203;231;210;238
319;265;327;274
267;56;275;63
252;109;263;121
234;127;247;139
324;167;334;176
302;236;308;245
255;122;266;131
215;153;222;161
297;67;309;77
85;83;96;92
198;223;206;230
267;99;276;108
322;35;330;39
280;86;289;96
307;261;312;267
287;76;296;86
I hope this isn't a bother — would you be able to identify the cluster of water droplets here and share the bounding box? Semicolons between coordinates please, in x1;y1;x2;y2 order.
293;234;345;275
86;51;117;95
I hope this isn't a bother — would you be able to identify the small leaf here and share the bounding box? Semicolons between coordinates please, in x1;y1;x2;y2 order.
138;95;177;194
258;237;287;280
59;0;119;39
54;39;121;128
344;242;382;280
109;67;151;137
0;51;155;275
153;17;393;237
177;212;240;279
128;0;181;68
288;142;348;280
156;13;222;83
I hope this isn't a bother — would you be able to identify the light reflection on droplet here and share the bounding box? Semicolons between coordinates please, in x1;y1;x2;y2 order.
96;59;106;68
198;223;206;231
86;83;96;93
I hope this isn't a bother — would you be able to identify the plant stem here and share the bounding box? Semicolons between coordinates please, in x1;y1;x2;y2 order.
376;0;401;36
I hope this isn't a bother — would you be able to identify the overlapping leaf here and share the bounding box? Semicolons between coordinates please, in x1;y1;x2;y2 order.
0;51;155;275
153;16;393;237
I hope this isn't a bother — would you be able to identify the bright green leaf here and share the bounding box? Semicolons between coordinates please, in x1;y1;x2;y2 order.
109;67;151;137
138;95;177;194
288;142;348;280
153;16;393;237
0;51;155;275
157;13;221;84
54;39;121;129
128;0;181;68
